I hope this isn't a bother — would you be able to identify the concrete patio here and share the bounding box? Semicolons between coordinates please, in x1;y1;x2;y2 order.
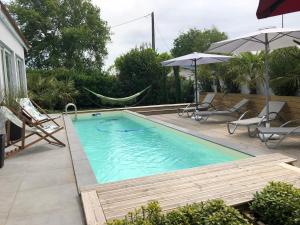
0;117;84;225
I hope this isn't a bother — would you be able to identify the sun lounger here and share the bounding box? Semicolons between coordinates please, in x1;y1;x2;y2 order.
1;106;65;151
193;99;249;121
178;93;216;117
18;98;60;126
257;119;300;148
227;101;286;137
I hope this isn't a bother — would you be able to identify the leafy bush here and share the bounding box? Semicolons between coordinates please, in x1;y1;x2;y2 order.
107;200;251;225
269;47;300;96
27;68;121;110
250;181;300;225
27;69;79;110
115;46;171;105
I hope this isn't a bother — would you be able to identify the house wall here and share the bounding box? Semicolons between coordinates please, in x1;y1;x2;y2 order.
0;8;27;98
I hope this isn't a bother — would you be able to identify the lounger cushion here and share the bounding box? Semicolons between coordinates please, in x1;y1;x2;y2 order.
195;110;231;116
19;98;48;121
179;107;197;112
258;101;286;119
0;106;23;129
230;117;266;126
258;127;300;135
0;107;7;134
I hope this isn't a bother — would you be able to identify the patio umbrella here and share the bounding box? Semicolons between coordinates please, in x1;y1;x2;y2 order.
256;0;300;19
208;27;300;122
161;52;232;105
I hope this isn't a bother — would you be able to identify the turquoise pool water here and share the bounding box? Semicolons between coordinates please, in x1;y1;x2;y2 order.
73;112;249;183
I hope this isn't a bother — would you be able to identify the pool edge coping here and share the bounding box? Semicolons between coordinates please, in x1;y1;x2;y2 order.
64;110;272;191
63;114;98;191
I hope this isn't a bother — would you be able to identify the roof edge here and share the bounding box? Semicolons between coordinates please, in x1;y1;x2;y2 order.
0;1;30;49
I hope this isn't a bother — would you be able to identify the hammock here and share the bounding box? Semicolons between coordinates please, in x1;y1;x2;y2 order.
84;86;151;106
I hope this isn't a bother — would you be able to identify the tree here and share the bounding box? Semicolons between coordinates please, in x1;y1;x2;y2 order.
115;46;171;105
170;27;227;97
171;27;227;57
8;0;110;70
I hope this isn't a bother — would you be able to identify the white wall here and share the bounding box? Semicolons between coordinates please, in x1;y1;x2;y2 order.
0;12;25;57
0;9;27;97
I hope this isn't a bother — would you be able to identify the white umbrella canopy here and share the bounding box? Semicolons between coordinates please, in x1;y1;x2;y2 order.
208;27;300;53
208;27;300;122
161;52;232;67
161;52;232;104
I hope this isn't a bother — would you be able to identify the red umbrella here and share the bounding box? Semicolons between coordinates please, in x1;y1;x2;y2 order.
257;0;300;19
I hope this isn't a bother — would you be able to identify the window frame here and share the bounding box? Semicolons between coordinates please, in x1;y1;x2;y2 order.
0;40;27;96
16;56;26;93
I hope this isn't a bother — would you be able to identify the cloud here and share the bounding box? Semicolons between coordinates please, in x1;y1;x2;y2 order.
94;0;300;68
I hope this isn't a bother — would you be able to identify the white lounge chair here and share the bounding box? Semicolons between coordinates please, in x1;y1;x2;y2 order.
18;98;60;126
227;101;286;137
0;106;65;151
178;93;216;117
193;99;249;121
257;119;300;148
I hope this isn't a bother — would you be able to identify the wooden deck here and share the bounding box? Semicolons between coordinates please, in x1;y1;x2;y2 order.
80;153;300;225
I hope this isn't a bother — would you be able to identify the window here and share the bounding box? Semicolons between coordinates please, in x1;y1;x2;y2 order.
0;43;26;97
4;50;14;94
16;57;26;93
0;48;5;97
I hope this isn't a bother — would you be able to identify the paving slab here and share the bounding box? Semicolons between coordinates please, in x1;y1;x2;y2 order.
0;117;84;225
5;207;84;225
19;167;75;191
9;184;79;217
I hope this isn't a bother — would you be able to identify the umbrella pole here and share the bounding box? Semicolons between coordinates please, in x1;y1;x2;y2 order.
194;59;198;105
264;33;270;125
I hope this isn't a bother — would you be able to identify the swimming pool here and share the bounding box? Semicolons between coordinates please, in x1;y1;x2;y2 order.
73;111;249;183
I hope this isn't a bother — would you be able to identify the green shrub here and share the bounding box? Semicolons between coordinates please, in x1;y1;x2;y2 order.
27;69;79;111
107;201;163;225
269;47;300;96
107;200;251;225
250;181;300;225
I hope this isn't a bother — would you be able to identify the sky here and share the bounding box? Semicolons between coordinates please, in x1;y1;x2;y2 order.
3;0;300;68
93;0;300;68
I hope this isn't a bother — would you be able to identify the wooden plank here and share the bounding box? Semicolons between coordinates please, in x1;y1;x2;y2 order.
81;191;106;225
81;155;300;223
104;170;300;220
101;167;297;215
279;162;300;173
81;153;295;193
98;161;288;202
98;163;286;203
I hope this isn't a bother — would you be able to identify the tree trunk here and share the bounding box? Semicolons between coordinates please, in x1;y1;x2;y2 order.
161;74;167;103
173;66;181;103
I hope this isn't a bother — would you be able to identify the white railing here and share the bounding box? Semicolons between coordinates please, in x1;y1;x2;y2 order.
65;103;77;120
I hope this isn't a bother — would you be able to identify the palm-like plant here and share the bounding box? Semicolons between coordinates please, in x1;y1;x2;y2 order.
27;73;79;110
269;47;300;96
228;52;264;94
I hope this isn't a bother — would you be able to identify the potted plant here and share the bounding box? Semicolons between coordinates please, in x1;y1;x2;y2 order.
2;92;23;144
